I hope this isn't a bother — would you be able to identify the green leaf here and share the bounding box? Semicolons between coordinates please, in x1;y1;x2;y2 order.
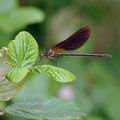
34;65;76;83
0;7;45;32
0;47;8;59
6;68;29;82
7;31;38;68
0;78;23;101
6;31;38;82
4;98;86;120
0;0;17;14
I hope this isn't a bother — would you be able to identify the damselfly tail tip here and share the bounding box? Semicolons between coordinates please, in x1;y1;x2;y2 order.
103;54;112;58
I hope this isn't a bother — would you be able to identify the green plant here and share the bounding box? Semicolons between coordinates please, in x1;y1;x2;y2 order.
0;0;45;33
0;31;86;120
6;31;76;83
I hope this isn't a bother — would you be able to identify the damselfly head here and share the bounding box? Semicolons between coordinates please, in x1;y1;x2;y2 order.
41;49;55;59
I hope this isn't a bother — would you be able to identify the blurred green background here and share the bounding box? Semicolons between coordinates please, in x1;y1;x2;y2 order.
0;0;120;120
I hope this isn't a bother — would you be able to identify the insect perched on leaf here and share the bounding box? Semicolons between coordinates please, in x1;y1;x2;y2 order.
41;26;112;59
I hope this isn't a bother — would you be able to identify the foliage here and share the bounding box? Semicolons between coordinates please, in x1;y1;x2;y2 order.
6;31;39;82
0;31;77;119
5;31;75;83
0;78;23;101
0;0;44;33
34;65;75;82
4;98;86;120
